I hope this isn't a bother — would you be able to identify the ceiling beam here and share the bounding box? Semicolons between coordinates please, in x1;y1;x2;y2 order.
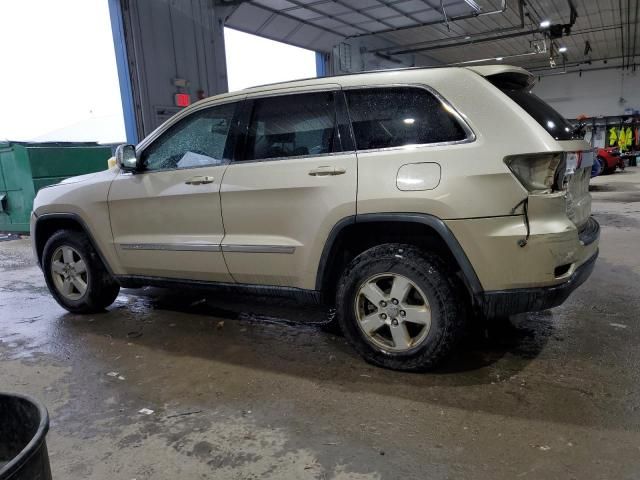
389;28;540;55
345;0;508;39
374;0;526;54
228;2;346;38
280;0;370;34
330;0;397;30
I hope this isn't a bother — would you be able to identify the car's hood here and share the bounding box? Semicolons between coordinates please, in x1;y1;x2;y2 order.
57;168;115;186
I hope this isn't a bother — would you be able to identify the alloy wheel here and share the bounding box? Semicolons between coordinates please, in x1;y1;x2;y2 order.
50;245;89;301
354;273;431;352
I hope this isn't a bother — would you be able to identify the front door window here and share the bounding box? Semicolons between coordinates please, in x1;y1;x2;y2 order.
141;102;236;171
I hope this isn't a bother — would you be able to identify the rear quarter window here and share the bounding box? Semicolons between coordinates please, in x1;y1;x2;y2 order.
344;87;469;151
488;73;579;141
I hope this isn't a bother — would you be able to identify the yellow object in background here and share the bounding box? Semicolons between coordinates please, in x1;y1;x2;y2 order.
618;128;627;150
107;156;117;169
609;127;618;146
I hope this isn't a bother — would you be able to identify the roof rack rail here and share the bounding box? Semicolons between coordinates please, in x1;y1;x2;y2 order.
244;65;460;90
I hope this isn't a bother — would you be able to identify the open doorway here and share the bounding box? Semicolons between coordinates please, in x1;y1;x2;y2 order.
224;28;318;92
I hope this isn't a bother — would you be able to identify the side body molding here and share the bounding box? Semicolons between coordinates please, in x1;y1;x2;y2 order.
35;212;483;305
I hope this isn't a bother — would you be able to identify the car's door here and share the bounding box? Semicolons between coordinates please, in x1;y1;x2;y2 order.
108;100;238;281
220;87;357;289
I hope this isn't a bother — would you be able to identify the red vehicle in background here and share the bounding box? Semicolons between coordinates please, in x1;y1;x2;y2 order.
592;147;625;177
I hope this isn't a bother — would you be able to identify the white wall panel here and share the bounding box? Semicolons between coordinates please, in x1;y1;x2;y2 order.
534;68;640;118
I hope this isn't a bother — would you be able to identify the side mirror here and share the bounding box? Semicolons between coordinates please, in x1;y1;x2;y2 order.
115;144;139;171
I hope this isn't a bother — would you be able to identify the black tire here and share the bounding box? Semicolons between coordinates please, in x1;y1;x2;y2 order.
336;244;466;372
319;307;343;335
600;157;615;175
42;229;120;313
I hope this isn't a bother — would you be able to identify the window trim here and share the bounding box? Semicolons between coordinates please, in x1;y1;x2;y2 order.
127;83;475;173
232;150;353;165
342;83;476;154
232;89;354;165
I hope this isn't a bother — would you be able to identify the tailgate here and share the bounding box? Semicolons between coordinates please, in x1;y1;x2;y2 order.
563;147;594;229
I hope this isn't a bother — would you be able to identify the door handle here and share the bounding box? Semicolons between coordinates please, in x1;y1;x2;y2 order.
308;166;346;176
185;176;215;185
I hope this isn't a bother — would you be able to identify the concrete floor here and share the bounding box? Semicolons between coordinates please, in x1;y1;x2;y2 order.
2;168;640;479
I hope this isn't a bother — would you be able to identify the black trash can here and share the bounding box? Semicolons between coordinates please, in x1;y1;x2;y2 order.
0;393;52;480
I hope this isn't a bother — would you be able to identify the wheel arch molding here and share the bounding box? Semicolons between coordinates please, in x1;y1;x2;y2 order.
33;213;114;276
315;212;484;301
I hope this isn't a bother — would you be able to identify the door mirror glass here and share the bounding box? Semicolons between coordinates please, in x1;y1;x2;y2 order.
115;144;138;171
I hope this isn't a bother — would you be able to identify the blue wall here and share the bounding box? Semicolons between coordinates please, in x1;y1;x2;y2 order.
107;0;138;144
316;52;328;77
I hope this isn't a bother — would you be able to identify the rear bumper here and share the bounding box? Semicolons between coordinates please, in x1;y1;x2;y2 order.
446;212;599;316
446;213;600;291
479;250;598;317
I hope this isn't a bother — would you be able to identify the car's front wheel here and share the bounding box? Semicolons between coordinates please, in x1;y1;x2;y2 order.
42;230;120;313
336;244;466;371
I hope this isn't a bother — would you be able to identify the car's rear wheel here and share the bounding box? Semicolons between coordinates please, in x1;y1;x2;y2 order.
42;230;120;313
336;244;466;371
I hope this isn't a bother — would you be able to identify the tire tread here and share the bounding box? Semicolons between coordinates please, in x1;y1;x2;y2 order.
42;229;120;313
336;243;466;371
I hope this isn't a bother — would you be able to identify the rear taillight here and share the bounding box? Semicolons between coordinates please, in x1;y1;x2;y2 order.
505;153;564;193
505;151;593;193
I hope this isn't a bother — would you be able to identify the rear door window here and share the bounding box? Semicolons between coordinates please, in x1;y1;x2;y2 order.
344;87;468;151
242;91;341;161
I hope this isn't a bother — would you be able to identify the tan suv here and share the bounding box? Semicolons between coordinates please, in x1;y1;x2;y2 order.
31;65;599;371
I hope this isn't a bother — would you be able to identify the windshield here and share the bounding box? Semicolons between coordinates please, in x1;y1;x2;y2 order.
488;73;579;141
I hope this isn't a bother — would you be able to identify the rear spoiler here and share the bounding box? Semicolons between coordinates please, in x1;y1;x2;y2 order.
466;65;536;90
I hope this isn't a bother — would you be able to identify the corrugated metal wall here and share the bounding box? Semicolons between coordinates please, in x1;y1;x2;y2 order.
116;0;230;139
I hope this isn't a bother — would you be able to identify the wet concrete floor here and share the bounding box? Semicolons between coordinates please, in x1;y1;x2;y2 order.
2;168;640;479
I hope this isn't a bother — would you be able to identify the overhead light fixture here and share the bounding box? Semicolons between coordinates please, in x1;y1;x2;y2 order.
403;118;415;125
540;20;551;28
558;46;568;53
495;57;504;61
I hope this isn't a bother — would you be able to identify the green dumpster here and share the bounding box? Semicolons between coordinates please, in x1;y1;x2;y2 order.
0;142;113;234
